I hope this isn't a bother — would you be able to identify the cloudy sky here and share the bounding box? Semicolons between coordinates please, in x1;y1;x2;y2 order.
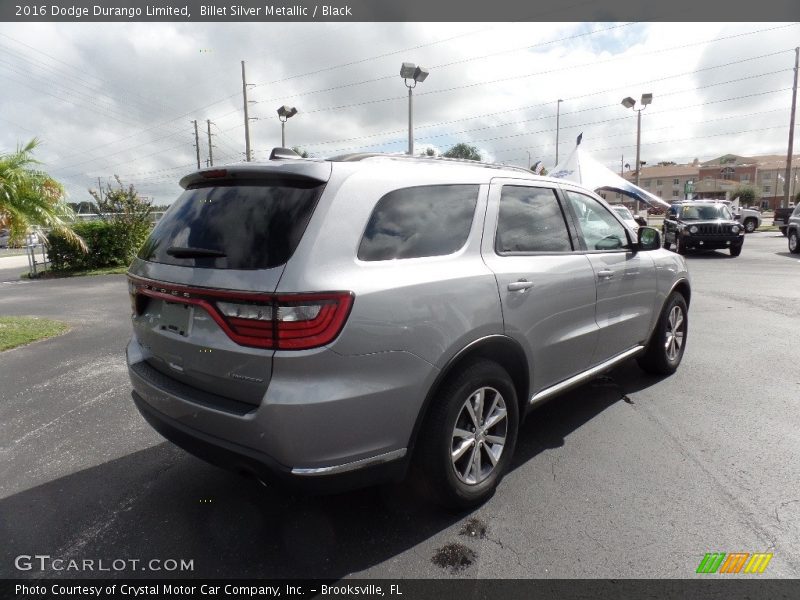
1;21;798;205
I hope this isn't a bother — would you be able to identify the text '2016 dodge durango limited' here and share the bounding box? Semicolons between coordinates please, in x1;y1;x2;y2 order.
127;152;691;508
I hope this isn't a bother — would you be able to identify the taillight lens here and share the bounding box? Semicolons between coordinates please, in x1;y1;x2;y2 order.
128;276;353;350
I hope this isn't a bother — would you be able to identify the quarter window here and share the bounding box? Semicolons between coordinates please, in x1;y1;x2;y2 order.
358;185;479;261
564;190;629;251
495;186;572;253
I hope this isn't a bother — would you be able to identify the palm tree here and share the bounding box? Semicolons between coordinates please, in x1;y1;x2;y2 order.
0;138;85;249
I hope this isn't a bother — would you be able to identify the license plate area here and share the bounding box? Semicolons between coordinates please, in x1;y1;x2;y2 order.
160;301;193;337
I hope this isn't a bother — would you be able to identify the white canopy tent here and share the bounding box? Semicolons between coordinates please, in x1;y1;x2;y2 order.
549;136;671;209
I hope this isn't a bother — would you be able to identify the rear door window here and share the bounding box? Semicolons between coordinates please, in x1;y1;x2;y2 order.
358;185;479;261
138;179;324;270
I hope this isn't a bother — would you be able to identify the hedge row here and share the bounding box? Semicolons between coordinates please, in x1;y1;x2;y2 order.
47;220;151;271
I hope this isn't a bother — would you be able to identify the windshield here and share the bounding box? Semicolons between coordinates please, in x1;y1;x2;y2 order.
679;204;732;221
612;206;633;220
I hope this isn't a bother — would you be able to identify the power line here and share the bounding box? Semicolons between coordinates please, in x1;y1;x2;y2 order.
254;24;497;87
298;68;791;152
0;32;183;116
255;22;637;103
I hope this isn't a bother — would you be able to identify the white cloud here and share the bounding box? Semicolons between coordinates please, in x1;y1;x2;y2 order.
1;21;797;204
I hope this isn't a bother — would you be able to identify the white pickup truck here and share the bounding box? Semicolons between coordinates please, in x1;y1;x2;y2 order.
722;199;762;233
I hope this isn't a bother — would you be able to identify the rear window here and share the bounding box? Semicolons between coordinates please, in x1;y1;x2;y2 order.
357;184;479;261
138;179;324;270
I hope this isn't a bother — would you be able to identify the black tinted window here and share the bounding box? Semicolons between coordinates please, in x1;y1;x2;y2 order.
138;180;323;270
358;185;479;261
496;186;572;253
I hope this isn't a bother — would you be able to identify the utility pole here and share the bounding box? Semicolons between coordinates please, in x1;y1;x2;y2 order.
241;60;252;162
192;120;201;169
555;99;563;164
783;46;799;208
206;119;214;167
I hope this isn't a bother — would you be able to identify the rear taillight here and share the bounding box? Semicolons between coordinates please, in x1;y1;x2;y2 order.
128;276;353;350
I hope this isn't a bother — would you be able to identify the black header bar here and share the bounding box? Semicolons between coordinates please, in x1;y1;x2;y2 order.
3;0;800;22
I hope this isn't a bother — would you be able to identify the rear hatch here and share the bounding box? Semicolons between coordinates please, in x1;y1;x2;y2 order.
128;163;331;409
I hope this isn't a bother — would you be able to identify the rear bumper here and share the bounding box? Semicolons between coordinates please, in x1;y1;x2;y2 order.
127;337;437;492
132;391;407;493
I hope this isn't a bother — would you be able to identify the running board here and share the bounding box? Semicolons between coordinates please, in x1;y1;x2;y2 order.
529;345;644;407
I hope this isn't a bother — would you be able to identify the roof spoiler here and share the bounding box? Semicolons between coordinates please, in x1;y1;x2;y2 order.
269;147;303;160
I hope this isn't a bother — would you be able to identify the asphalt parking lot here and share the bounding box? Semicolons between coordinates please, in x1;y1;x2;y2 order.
1;231;798;579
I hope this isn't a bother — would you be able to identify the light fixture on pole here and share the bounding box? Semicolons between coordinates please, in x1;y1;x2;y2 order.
556;99;563;164
277;105;298;148
621;93;652;188
400;62;429;156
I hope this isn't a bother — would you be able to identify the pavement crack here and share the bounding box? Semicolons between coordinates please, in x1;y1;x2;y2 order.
459;517;523;568
773;499;800;525
582;528;609;552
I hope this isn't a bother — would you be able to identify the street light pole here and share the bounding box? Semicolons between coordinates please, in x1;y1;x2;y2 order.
276;105;298;148
622;93;652;213
556;99;563;164
408;85;413;156
400;62;429;156
635;108;642;187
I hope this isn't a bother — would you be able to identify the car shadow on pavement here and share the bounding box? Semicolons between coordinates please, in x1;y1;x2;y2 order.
679;251;735;259
512;360;664;459
0;364;664;580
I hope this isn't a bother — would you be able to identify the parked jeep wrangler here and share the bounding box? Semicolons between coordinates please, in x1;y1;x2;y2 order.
663;201;745;257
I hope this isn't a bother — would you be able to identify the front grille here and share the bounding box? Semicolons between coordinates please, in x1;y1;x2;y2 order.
695;223;734;235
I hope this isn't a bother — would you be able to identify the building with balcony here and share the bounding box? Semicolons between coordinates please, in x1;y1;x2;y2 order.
616;154;800;209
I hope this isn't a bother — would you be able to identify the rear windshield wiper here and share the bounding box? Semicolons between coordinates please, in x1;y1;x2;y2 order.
166;246;227;259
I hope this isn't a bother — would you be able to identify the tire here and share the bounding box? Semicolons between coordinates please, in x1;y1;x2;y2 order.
675;236;687;255
662;229;670;249
789;230;800;254
637;292;688;376
415;359;519;509
730;244;742;257
744;218;757;233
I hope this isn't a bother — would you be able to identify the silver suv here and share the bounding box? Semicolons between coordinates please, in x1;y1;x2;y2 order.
127;153;691;508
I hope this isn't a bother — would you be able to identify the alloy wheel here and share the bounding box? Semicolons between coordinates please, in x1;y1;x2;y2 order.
664;305;685;362
451;387;508;485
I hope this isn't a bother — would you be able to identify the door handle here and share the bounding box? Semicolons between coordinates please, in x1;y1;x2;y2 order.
597;269;614;279
507;280;534;292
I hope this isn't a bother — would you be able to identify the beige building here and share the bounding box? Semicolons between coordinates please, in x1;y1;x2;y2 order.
613;154;800;209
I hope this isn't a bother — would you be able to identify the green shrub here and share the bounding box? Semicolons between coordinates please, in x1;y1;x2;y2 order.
47;220;150;271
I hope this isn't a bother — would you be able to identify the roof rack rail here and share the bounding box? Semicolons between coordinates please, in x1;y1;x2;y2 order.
327;152;535;175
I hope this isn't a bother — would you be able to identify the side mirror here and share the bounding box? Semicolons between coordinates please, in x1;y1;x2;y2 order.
637;226;661;251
